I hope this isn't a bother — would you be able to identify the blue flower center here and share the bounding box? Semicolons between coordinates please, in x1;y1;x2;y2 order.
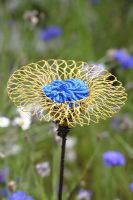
42;78;89;103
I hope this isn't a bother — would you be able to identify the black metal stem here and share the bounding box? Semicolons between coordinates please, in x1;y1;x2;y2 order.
57;124;70;200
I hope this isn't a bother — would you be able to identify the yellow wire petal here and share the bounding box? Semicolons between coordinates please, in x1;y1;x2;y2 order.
7;59;127;127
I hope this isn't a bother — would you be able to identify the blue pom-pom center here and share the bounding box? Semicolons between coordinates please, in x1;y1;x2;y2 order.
42;78;89;104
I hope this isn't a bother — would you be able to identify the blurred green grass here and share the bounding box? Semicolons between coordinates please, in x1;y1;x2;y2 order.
0;0;133;199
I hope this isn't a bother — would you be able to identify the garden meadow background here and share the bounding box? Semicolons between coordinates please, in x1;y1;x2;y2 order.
0;0;133;199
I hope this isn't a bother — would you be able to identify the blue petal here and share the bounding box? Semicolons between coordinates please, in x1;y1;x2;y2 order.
43;78;89;104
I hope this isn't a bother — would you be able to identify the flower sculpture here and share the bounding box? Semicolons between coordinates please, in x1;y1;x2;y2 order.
7;59;127;200
7;59;127;127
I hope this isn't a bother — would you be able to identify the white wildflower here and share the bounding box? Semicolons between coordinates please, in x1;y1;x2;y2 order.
77;189;93;200
12;108;31;130
12;117;31;130
66;136;77;163
66;149;77;163
66;136;77;149
0;152;5;159
36;161;50;177
0;116;10;128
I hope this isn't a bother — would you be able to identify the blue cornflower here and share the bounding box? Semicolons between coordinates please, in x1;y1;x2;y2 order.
77;189;93;200
39;25;63;41
0;188;9;198
103;151;126;167
111;114;132;131
43;78;89;104
114;49;128;62
114;49;133;69
111;116;122;129
9;191;34;200
130;182;133;192
0;167;9;183
120;56;133;69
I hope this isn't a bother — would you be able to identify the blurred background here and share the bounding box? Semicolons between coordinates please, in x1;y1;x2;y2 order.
0;0;133;199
